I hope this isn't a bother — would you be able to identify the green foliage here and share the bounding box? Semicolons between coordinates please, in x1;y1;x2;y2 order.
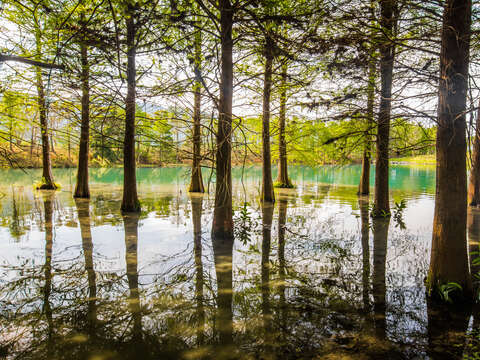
437;282;462;304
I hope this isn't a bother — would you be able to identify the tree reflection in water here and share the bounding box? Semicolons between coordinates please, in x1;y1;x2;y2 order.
0;184;479;359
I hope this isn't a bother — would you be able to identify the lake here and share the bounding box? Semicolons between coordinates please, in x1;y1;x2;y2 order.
0;165;477;359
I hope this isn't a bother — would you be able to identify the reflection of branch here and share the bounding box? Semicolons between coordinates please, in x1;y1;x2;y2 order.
0;54;64;70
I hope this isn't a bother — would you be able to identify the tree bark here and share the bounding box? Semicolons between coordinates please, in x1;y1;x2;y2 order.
35;27;56;190
261;37;275;203
276;62;292;188
212;0;234;240
428;0;472;301
359;55;376;195
468;100;480;206
189;22;205;193
373;0;395;216
74;27;91;199
121;8;140;213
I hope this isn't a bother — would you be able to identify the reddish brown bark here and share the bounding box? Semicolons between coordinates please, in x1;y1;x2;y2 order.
261;38;275;203
428;0;472;300
373;0;395;216
189;24;205;193
121;8;140;213
468;100;480;206
212;0;233;240
74;29;90;199
276;62;292;188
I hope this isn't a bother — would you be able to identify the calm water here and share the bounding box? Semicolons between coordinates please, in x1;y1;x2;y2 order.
0;165;477;359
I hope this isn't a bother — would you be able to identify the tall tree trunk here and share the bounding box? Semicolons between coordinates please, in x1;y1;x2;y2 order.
74;26;91;199
121;8;140;212
276;62;291;188
212;0;233;239
189;22;205;193
191;196;205;345
468;100;480;206
359;55;376;195
373;0;395;216
428;0;472;301
261;37;275;203
35;27;56;190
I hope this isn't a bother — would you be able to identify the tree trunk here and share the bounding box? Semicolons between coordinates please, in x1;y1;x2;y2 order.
35;27;56;190
468;208;480;293
42;192;54;345
373;0;395;216
261;37;275;203
468;100;480;206
212;0;234;240
428;0;472;301
358;55;376;195
276;62;292;188
121;8;140;213
74;30;91;199
189;22;205;193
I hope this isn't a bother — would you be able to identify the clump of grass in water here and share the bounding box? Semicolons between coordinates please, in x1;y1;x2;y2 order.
33;178;61;190
273;180;295;189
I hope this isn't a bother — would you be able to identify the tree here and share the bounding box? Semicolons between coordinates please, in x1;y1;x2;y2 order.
276;61;292;188
121;3;141;212
210;0;234;240
427;0;472;301
469;101;480;206
373;0;397;216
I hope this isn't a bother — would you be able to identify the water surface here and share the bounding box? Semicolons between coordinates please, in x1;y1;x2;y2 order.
0;165;476;359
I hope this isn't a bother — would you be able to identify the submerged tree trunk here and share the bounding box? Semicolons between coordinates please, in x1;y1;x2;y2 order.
189;23;204;193
121;7;140;213
74;29;91;199
373;0;396;216
358;55;376;195
35;27;56;190
276;62;292;188
468;100;480;206
261;37;275;203
212;0;234;239
428;0;472;301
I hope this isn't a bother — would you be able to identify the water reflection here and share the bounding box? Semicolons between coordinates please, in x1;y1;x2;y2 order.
191;195;205;345
1;165;478;359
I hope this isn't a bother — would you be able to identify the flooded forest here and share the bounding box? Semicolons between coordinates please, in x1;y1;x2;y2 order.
0;0;480;359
